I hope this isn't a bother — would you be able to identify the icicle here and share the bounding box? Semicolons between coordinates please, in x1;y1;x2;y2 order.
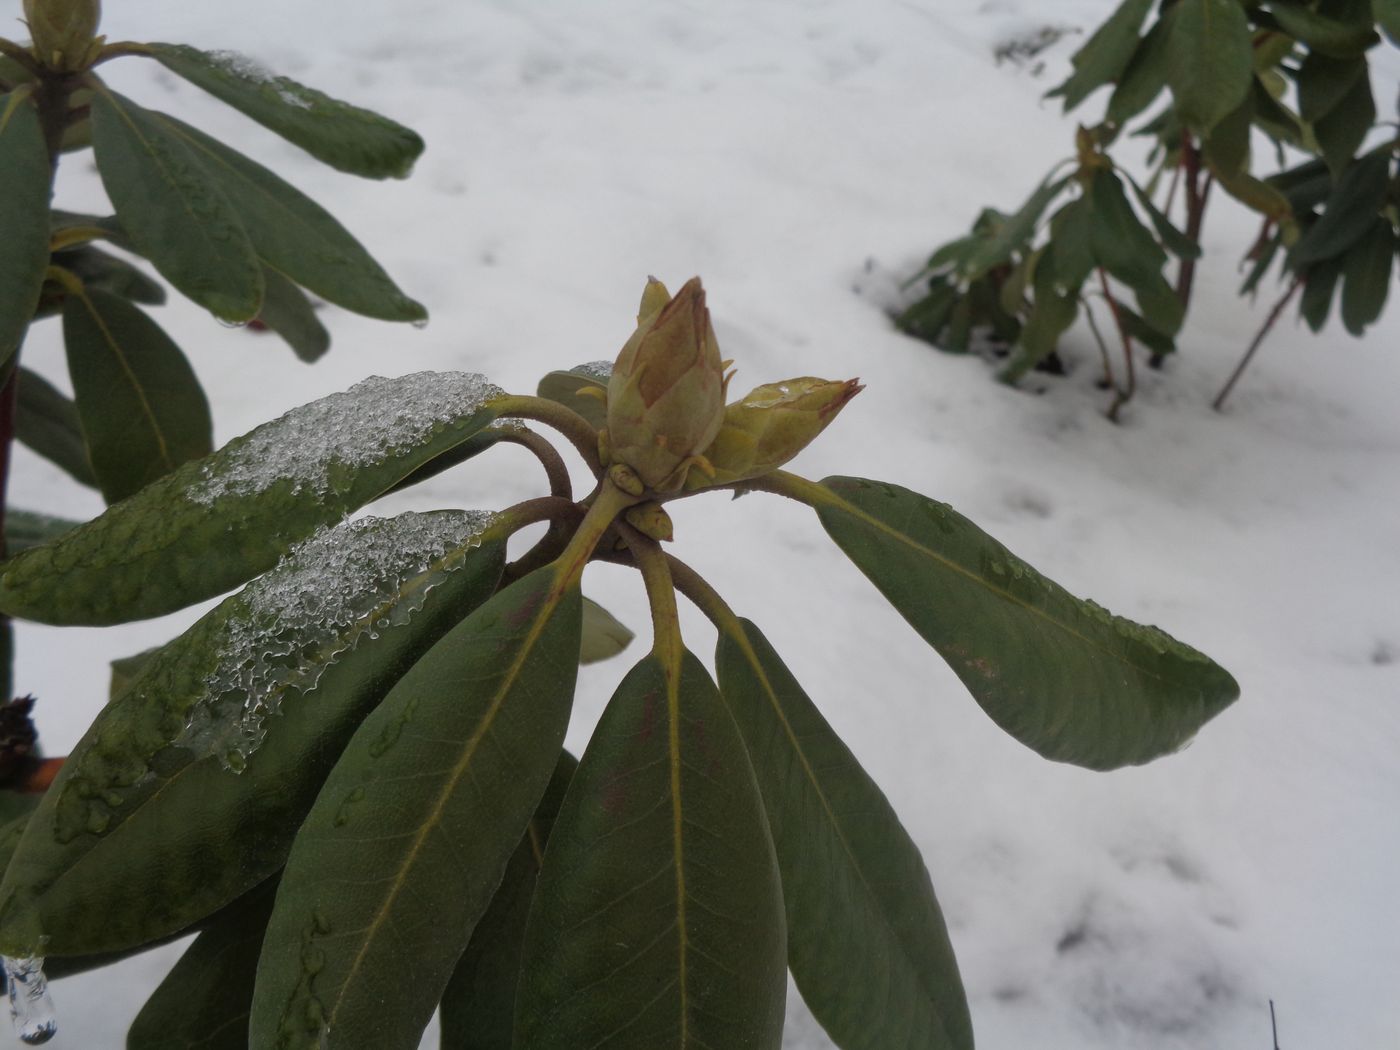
3;956;56;1045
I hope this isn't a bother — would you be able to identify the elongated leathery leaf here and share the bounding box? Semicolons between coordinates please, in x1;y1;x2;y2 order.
14;368;98;489
256;266;331;363
579;596;634;665
146;44;424;179
1166;0;1253;136
1106;16;1171;126
1339;219;1395;336
48;244;166;309
0;371;506;625
5;511;79;556
250;565;582;1050
63;289;214;504
812;476;1238;770
90;86;263;323
126;878;279;1050
1048;0;1155;112
439;753;577;1050
961;174;1072;280
717;618;971;1050
536;361;610;431
155;113;426;322
0;92;52;367
514;650;787;1050
0;512;505;957
1312;69;1375;177
1291;151;1390;264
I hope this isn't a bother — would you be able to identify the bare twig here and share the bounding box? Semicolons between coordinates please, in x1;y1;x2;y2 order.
1213;276;1302;411
1270;999;1281;1050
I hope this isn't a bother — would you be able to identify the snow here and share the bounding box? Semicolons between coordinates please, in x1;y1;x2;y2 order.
3;0;1398;1047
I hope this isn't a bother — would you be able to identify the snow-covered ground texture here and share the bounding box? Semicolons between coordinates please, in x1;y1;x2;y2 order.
4;0;1399;1047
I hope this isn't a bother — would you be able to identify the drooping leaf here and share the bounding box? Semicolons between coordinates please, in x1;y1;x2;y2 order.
51;244;166;306
0;512;507;958
1295;51;1366;124
1267;157;1332;213
1116;301;1176;355
1377;0;1400;43
1203;91;1253;178
1214;167;1295;223
146;43;424;179
1046;198;1097;290
1339;219;1395;336
1001;240;1078;382
1106;14;1172;125
249;565;582;1050
811;476;1239;769
579;596;634;665
109;647;160;702
0;797;38;838
439;753;577;1050
1166;0;1254;136
716;618;972;1050
256;267;330;363
0;371;507;625
896;279;959;347
1048;0;1155;111
0;91;52;368
90;85;263;323
1291;151;1390;264
1239;232;1282;298
1269;2;1378;55
125;878;279;1050
14;368;97;489
153;113;426;323
63;289;214;504
1249;75;1306;149
1299;253;1345;331
1088;170;1168;287
1311;67;1375;177
513;650;786;1050
961;174;1073;280
536;363;610;431
4;511;80;556
1122;174;1202;259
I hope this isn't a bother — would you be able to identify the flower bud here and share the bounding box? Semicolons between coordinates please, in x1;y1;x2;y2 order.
24;0;101;71
606;276;729;492
687;376;862;489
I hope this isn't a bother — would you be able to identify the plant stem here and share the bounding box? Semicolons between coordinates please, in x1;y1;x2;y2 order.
548;478;639;593
664;553;739;636
496;426;572;501
488;394;602;476
0;39;40;75
1097;268;1135;423
616;522;683;670
1080;294;1118;392
1173;134;1212;319
1212;275;1302;411
90;41;153;66
743;470;835;510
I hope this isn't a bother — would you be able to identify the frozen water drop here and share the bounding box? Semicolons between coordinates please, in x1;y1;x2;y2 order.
410;317;429;331
4;956;56;1045
217;318;250;330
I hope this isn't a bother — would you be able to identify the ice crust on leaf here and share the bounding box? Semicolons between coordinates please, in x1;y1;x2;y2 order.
2;954;56;1045
179;509;495;769
572;360;613;380
188;372;503;506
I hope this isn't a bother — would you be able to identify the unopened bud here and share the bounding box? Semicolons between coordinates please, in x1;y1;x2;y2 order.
24;0;101;71
623;502;674;543
687;376;862;489
605;277;729;492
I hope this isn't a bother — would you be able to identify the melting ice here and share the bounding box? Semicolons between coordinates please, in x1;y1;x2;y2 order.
3;956;55;1045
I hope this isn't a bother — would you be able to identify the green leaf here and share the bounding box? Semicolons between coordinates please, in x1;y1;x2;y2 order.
514;649;786;1050
125;878;278;1050
716;618;972;1050
1295;51;1366;124
1203;91;1253;178
90;85;263;323
1239;232;1283;297
1377;0;1400;43
1048;0;1156;111
1311;67;1375;176
153;113;426;323
52;245;166;306
0;371;507;625
961;173;1073;280
0;811;36;884
1291;151;1390;264
14;368;98;489
1001;243;1078;382
1339;218;1395;336
109;646;159;702
4;511;80;556
146;43;424;180
250;565;582;1050
579;596;634;665
1088;171;1168;288
439;753;577;1050
0;92;52;368
1269;2;1378;55
1249;75;1305;148
63;289;214;504
1299;253;1345;330
812;476;1239;770
256;267;330;363
0;512;507;957
536;363;609;431
1117;302;1177;355
1106;15;1172;125
896;279;959;346
1166;0;1254;136
1214;167;1295;222
1123;173;1202;259
1046;199;1097;289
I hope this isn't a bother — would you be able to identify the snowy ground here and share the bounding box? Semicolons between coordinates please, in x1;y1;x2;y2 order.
3;0;1399;1047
